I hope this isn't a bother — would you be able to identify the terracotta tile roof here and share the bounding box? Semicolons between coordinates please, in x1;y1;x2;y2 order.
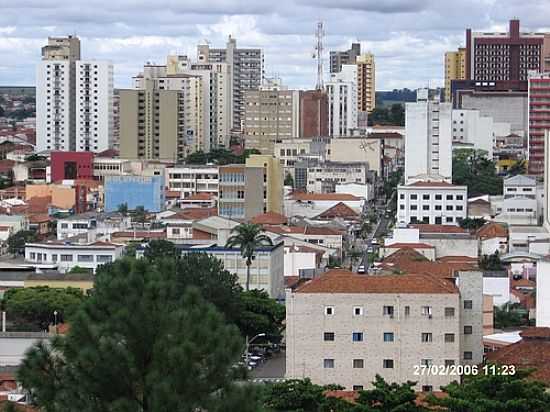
477;222;508;239
291;192;361;201
111;231;166;239
288;245;324;254
182;192;215;201
324;390;359;402
97;148;119;157
437;256;479;263
165;207;217;221
411;224;468;234
295;269;458;294
28;213;50;223
407;180;456;187
284;276;300;289
385;242;435;249
251;211;288;225
315;202;360;220
486;328;550;384
165;190;181;199
27;195;51;214
512;278;536;288
264;225;344;236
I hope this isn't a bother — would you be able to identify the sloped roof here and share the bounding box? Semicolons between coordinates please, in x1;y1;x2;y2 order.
182;192;215;201
477;222;508;239
315;202;360;220
264;225;343;236
250;211;288;225
411;224;468;234
504;174;536;186
295;269;458;294
385;242;435;249
406;180;457;187
165;207;217;221
291;192;361;201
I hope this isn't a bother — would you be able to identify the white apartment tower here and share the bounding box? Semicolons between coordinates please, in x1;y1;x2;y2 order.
326;64;358;137
36;36;113;152
404;89;453;183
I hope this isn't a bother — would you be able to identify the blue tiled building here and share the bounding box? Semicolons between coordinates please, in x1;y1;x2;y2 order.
104;175;165;212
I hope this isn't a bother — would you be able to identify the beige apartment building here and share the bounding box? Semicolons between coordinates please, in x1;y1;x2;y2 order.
243;81;300;154
246;155;284;215
357;53;376;113
286;269;483;391
444;48;466;103
218;164;264;220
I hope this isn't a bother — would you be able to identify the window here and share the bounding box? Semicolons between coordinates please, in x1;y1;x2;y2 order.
456;205;463;211
353;359;364;368
464;325;473;335
410;205;418;210
404;306;410;316
353;385;364;391
421;333;433;343
445;333;455;343
52;254;57;262
324;359;335;368
456;195;463;200
445;359;455;367
324;332;335;341
422;205;429;210
422;385;433;392
410;194;418;200
421;358;433;367
61;223;68;229
383;306;394;317
445;307;455;317
325;306;334;315
400;193;404;199
60;254;73;262
422;194;430;200
421;306;432;317
77;255;93;262
446;205;453;211
172;228;181;235
435;194;442;200
384;332;394;342
446;217;454;223
353;306;363;316
464;351;473;360
400;204;405;210
383;359;394;369
435;205;442;211
352;332;364;342
446;194;453;200
97;255;112;263
464;300;473;309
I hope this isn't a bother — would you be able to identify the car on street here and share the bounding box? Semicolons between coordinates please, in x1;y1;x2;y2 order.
357;265;365;273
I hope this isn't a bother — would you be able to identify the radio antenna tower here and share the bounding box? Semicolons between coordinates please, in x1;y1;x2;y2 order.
313;21;325;91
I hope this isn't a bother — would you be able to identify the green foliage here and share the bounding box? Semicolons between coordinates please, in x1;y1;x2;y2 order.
506;160;527;177
459;217;487;230
3;287;85;330
25;154;47;162
479;251;504;271
238;289;285;339
284;172;294;187
7;230;37;256
185;148;262;166
67;266;90;274
132;205;147;224
226;223;273;291
368;104;405;126
453;149;503;196
263;378;331;411
355;375;423;411
116;202;128;216
428;370;550;412
143;239;177;261
17;257;259;411
383;169;403;199
494;302;528;329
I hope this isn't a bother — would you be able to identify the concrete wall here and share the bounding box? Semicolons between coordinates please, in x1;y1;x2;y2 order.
0;333;49;366
457;271;484;365
482;276;510;306
536;260;550;327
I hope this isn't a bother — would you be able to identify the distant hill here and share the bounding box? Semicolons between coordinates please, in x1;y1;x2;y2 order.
0;86;35;96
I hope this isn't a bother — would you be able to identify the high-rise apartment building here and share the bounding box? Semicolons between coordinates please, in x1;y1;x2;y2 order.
326;65;358;137
299;90;329;138
356;53;375;113
330;42;361;73
404;89;453;183
466;19;550;81
36;36;113;153
245;155;283;215
243;80;300;154
119;66;202;161
218;164;265;220
444;48;466;102
197;36;264;131
528;72;550;175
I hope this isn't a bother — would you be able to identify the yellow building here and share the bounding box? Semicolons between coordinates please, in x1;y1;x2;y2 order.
444;48;466;103
24;272;94;292
25;184;75;210
356;53;376;113
246;155;283;215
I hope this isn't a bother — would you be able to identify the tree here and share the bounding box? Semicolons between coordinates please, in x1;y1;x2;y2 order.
17;257;259;411
117;202;128;216
225;223;273;291
355;375;424;411
132;205;147;226
453;149;503;196
284;172;294;187
507;160;527;177
238;289;285;339
479;251;504;271
346;246;363;271
3;287;85;330
459;217;487;231
494;302;527;329
263;378;339;411
143;239;177;261
428;370;550;412
7;230;37;256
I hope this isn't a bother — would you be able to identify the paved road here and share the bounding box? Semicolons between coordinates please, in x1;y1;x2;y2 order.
250;351;286;380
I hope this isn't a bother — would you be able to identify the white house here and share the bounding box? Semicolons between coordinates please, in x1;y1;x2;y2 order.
284;244;322;277
284;192;365;219
165;166;219;198
493;175;539;226
397;180;467;226
57;212;131;241
25;240;125;273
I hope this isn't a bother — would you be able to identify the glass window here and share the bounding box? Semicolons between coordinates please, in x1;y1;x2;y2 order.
422;385;433;392
445;307;455;317
325;306;334;315
383;359;394;368
353;385;364;391
353;306;363;316
324;359;334;368
404;306;410;316
464;351;473;360
421;333;433;342
445;333;455;343
464;326;473;335
464;300;473;309
77;255;93;262
324;332;335;341
445;359;455;367
60;254;73;262
383;306;394;317
421;358;433;366
383;332;394;342
353;359;364;368
352;332;364;342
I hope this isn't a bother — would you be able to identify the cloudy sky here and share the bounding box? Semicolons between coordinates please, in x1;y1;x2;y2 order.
1;0;549;90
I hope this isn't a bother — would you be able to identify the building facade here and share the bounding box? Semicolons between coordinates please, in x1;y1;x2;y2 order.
218;164;264;220
444;48;466;102
165;166;219;197
405;90;453;183
299;90;329;138
528;71;550;175
326;65;358;137
246;155;284;214
397;181;468;226
451;109;495;158
104;175;165;212
356;53;375;113
330;43;361;73
50;151;94;182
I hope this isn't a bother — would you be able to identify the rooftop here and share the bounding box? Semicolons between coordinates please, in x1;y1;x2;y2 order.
295;269;458;294
405;180;464;188
411;224;468;234
476;222;508;239
290;192;362;201
385;242;435;249
315;202;360;220
250;211;288;225
264;225;344;236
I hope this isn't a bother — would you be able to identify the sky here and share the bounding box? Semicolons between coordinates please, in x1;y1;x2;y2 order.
1;0;550;91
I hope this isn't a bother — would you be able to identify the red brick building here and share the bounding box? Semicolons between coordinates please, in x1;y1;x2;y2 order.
299;90;329;138
50;151;94;182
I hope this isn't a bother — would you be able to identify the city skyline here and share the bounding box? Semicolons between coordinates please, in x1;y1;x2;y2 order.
1;0;550;90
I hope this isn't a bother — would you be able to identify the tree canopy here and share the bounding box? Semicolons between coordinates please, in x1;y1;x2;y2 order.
453;149;503;196
17;257;261;411
3;286;85;330
368;104;405;126
459;217;487;231
185;148;261;165
143;239;177;261
7;230;37;256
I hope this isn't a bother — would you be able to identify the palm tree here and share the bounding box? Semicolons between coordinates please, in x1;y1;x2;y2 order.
225;223;273;291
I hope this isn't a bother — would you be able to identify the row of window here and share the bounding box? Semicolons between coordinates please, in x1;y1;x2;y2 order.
323;331;466;342
324;304;472;317
400;193;464;201
322;356;472;369
402;204;464;212
28;252;112;263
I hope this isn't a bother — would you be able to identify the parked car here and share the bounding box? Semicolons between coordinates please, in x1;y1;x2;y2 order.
357;265;365;274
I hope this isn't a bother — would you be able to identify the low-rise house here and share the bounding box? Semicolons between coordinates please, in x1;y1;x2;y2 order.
492;175;540;226
477;222;508;256
286;268;483;390
179;192;217;209
250;211;288;226
28;214;51;236
284;192;365;219
264;225;344;256
380;243;436;260
56;212;131;241
177;242;284;299
0;215;28;238
24;240;125;273
314;202;360;224
284;244;324;277
163;208;217;241
110;230;166;244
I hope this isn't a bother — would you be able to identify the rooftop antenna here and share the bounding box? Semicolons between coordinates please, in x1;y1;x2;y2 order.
313;21;325;91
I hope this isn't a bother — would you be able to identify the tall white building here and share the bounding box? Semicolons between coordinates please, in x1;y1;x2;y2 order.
76;61;114;152
404;89;452;183
326;65;358;137
36;36;113;153
451;109;495;159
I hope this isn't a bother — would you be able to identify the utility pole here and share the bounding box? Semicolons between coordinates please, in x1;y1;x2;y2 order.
313;21;325;91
